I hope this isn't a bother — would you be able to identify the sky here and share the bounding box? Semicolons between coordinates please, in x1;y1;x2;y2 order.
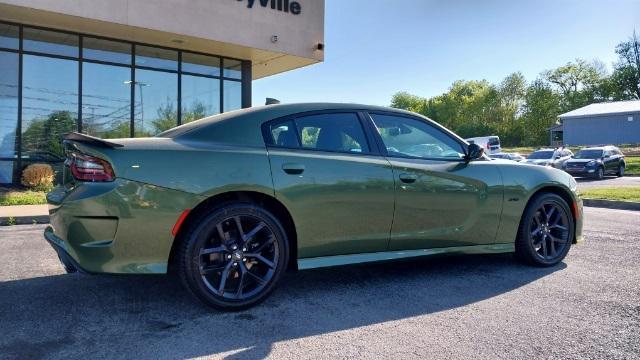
253;0;640;106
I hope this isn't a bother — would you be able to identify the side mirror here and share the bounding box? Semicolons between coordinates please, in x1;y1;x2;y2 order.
604;154;611;158
466;143;484;161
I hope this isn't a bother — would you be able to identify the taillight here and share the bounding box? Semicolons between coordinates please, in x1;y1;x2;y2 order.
69;153;115;182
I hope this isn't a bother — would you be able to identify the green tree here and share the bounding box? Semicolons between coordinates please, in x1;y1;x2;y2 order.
611;31;640;99
22;111;77;157
521;79;562;146
542;59;608;111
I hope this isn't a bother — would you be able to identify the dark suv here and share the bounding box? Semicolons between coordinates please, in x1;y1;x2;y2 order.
562;146;625;179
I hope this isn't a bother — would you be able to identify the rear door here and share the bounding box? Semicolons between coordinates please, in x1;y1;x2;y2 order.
603;149;617;173
367;112;503;250
265;111;395;259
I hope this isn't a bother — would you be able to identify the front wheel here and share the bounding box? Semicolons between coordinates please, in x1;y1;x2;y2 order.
515;193;574;267
595;167;604;180
617;163;625;177
177;203;289;310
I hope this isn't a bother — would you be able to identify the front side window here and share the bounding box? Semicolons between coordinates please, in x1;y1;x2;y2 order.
370;114;465;160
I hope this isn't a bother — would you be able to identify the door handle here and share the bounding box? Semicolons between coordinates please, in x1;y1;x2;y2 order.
399;173;418;183
282;163;305;175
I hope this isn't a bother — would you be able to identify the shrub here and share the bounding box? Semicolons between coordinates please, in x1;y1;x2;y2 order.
21;164;55;192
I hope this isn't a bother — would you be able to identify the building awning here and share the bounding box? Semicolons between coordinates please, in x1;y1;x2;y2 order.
0;1;325;80
547;124;563;131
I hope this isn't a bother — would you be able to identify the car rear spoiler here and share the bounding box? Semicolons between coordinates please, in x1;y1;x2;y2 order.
64;132;124;149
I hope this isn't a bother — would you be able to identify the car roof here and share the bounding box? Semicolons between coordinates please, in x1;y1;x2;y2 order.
165;103;458;147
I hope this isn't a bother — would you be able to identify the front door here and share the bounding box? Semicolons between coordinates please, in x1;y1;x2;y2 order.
265;112;395;259
367;112;503;250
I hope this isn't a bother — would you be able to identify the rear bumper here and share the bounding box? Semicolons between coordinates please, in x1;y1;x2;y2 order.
44;226;89;274
46;179;203;274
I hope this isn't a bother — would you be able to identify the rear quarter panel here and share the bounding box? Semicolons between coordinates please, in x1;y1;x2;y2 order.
57;140;274;273
72;140;275;198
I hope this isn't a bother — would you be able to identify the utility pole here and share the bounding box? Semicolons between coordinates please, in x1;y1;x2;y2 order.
123;80;150;134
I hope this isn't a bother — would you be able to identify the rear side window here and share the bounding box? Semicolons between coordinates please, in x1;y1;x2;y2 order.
269;120;298;148
296;113;369;153
265;113;370;154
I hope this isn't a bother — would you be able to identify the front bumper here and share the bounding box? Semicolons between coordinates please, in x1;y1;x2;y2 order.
565;167;597;177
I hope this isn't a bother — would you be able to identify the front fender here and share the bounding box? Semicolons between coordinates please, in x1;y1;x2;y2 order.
493;162;578;244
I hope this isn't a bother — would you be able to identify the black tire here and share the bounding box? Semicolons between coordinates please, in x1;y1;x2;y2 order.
595;166;604;180
515;193;574;267
617;163;625;177
177;203;289;310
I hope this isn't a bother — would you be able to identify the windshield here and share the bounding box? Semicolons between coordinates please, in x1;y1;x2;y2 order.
574;149;603;159
528;151;554;159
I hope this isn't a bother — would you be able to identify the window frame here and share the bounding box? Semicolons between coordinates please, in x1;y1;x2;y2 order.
262;110;380;156
364;111;470;162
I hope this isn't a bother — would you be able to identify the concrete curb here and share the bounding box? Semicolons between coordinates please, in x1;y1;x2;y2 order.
582;199;640;211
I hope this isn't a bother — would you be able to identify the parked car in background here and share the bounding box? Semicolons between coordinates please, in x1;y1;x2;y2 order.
489;153;525;162
562;146;625;179
465;136;501;154
524;148;573;169
45;104;583;310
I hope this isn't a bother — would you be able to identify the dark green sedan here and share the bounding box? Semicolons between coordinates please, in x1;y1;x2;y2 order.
45;103;584;310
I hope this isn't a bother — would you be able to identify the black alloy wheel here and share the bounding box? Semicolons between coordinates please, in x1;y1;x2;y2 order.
178;204;289;310
595;167;604;180
617;164;625;177
516;193;574;267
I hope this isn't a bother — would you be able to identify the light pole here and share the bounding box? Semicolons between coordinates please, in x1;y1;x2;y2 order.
124;80;150;135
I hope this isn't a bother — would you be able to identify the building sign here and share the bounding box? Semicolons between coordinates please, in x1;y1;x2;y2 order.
237;0;302;15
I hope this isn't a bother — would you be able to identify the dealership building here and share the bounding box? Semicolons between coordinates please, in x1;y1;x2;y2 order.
0;0;325;184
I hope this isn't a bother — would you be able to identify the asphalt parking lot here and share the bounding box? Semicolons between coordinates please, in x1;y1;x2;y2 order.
0;207;639;359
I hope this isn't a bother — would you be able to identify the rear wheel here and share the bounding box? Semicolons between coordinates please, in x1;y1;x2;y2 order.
617;163;625;177
515;193;574;267
178;203;289;310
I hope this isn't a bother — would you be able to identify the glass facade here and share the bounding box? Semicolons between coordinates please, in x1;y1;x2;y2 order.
0;21;248;184
0;50;18;183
